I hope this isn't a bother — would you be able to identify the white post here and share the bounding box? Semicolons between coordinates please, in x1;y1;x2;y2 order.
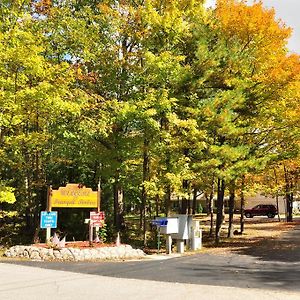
177;239;184;253
166;234;172;254
198;229;202;249
191;227;196;251
46;228;51;243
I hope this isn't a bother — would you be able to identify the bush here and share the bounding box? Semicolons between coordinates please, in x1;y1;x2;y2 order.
196;203;203;214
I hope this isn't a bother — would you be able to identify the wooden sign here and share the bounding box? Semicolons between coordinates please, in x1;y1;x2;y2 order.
50;184;99;208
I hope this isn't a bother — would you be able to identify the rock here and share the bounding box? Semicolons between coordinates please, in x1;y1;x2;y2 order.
4;244;147;261
137;249;146;256
23;250;29;258
38;248;48;260
68;248;80;260
53;250;62;260
116;247;126;258
45;248;55;260
82;249;92;260
30;251;41;260
60;248;73;260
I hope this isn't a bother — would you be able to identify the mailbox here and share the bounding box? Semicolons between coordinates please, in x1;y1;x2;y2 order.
153;217;179;234
152;215;202;254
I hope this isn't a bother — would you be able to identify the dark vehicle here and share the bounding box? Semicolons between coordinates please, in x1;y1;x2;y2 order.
244;204;277;218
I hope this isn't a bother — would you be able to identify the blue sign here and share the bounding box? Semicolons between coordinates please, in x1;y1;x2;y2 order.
151;219;168;227
40;211;58;229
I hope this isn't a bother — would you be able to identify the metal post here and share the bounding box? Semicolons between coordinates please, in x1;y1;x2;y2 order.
166;234;172;254
89;221;93;246
157;227;161;253
97;179;101;213
46;186;52;243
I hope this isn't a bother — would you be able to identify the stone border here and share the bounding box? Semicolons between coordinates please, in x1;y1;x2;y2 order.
4;245;146;261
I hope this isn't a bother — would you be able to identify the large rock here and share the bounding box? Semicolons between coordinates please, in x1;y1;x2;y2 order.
3;244;146;261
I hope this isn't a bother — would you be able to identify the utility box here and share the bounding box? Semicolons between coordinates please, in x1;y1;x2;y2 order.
155;217;179;234
189;219;202;250
171;215;192;240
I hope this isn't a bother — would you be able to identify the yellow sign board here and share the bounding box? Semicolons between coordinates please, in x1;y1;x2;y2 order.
51;184;98;208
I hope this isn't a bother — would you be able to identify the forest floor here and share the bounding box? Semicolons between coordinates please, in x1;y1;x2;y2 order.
142;214;300;256
198;215;300;258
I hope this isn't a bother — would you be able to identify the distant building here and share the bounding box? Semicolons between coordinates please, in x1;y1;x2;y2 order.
171;192;289;214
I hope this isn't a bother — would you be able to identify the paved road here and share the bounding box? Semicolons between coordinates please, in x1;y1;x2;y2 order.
1;263;300;300
2;225;300;293
4;252;300;292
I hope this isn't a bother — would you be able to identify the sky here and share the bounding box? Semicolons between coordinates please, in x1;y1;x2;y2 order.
204;0;300;54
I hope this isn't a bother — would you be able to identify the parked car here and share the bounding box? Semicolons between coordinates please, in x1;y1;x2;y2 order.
244;204;277;218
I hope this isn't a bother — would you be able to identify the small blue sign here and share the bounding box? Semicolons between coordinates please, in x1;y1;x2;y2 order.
151;219;168;227
40;211;58;229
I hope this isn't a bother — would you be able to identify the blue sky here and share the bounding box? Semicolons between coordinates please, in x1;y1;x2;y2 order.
204;0;300;54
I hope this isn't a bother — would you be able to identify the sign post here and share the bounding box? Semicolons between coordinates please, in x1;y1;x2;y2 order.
46;186;52;242
45;183;101;244
40;211;58;243
97;179;101;213
151;219;168;253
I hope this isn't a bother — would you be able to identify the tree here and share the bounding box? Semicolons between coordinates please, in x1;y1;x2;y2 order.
187;0;299;243
0;1;85;240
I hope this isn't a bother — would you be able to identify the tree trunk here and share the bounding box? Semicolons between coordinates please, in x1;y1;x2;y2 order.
141;138;150;246
273;168;281;222
181;179;189;214
113;179;124;232
205;178;215;238
240;176;245;234
204;193;211;235
215;178;225;245
284;165;293;222
155;194;159;217
227;182;235;238
275;193;281;222
286;193;293;222
192;187;198;214
165;185;171;217
181;148;190;215
161;115;171;217
33;187;46;243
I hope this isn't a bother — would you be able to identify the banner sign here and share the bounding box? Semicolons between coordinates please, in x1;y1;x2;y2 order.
51;184;98;208
40;211;58;229
90;211;105;227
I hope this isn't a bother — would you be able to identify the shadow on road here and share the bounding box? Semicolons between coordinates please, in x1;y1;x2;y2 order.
231;226;300;263
2;222;300;293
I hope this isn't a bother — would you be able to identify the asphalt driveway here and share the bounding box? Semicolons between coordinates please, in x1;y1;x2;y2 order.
2;224;300;292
